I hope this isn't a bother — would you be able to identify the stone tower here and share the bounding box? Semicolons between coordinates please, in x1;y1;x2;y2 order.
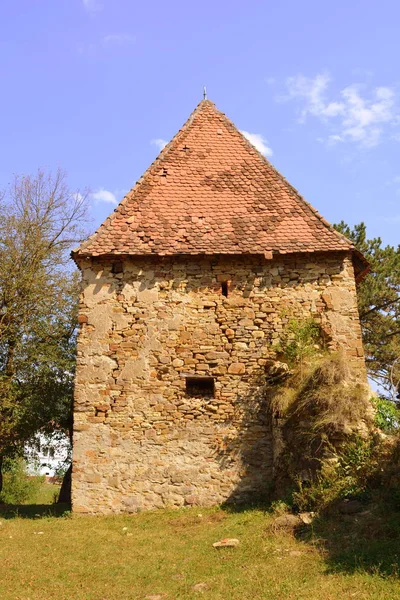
71;100;368;514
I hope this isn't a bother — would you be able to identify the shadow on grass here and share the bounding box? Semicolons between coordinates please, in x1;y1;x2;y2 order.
294;501;400;577
0;502;71;519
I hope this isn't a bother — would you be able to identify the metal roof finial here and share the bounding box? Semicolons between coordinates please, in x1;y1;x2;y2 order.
203;85;207;100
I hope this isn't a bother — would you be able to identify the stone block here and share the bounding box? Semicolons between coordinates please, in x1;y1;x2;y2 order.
228;363;246;375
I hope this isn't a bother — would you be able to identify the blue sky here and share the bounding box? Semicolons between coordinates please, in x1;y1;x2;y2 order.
1;0;399;246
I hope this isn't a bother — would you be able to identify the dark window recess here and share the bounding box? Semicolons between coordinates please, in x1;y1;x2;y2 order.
112;262;123;274
221;281;229;297
161;168;168;177
186;377;215;398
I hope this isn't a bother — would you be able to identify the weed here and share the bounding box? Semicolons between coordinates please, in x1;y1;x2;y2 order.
276;318;322;377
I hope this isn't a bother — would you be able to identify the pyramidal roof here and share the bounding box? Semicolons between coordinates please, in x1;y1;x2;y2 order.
74;99;357;260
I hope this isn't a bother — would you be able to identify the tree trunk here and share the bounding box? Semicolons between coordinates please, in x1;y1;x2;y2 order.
0;456;3;496
57;463;72;505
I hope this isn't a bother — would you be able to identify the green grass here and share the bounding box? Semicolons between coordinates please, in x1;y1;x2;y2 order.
0;504;399;600
34;481;60;505
1;480;61;505
0;467;61;506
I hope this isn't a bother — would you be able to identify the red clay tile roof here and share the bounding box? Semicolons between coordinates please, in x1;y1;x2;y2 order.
73;100;355;259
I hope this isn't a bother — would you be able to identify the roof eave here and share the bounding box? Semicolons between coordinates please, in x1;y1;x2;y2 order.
72;247;354;261
352;248;370;283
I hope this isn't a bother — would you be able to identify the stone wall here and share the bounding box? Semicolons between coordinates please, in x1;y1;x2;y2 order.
72;252;366;514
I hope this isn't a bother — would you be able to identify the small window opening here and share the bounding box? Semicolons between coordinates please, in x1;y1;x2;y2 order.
112;262;123;274
182;145;189;151
186;377;215;398
221;281;229;297
161;168;168;177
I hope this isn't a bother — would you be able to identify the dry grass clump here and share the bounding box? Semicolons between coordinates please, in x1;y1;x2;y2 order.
266;351;374;504
287;353;373;439
267;352;372;440
267;386;297;419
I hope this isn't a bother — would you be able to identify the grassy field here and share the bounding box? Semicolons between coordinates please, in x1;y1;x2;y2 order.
0;501;399;600
34;482;61;505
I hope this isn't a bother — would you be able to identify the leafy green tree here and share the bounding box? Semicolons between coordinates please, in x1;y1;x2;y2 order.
0;169;88;491
334;221;400;396
372;397;399;431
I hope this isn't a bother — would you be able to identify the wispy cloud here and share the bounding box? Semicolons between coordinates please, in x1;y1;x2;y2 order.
386;175;400;185
151;138;168;151
76;32;135;57
91;188;118;205
103;33;135;46
385;175;400;196
76;42;96;57
380;214;400;223
282;73;399;148
82;0;102;13
284;73;345;121
241;131;273;157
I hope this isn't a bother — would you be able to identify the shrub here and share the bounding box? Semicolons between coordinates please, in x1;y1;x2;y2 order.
0;457;45;504
277;318;321;373
291;436;382;512
372;397;399;432
292;460;345;512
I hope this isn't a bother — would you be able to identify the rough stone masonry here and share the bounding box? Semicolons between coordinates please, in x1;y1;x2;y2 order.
71;100;368;514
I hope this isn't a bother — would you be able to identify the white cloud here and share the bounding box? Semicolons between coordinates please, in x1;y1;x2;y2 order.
71;191;85;205
327;134;343;144
91;188;117;205
83;0;102;13
285;73;345;122
103;33;135;45
241;131;273;157
151;138;168;151
283;73;398;148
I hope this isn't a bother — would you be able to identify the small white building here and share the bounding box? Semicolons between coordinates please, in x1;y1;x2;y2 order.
25;432;70;478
